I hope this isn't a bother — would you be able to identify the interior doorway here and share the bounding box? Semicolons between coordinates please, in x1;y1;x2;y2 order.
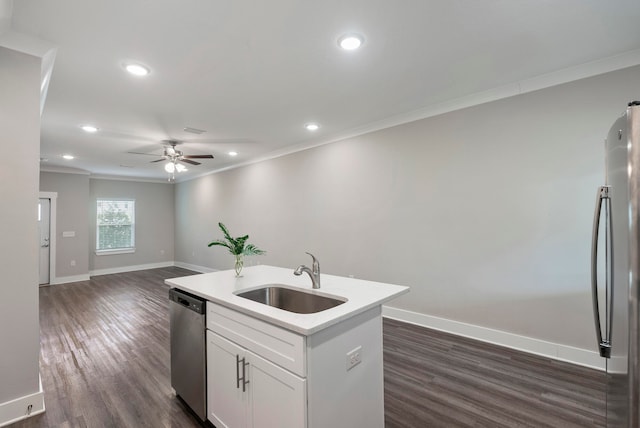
39;198;50;284
38;192;57;286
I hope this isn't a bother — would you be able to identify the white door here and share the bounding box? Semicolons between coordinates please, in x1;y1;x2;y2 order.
38;198;51;285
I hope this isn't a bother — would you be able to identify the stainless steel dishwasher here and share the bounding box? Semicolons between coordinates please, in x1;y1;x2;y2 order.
169;288;206;421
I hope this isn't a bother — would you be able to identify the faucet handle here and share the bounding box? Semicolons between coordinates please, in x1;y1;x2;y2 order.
305;252;319;271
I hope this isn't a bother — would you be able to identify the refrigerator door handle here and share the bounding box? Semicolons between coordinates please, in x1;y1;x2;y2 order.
592;185;612;358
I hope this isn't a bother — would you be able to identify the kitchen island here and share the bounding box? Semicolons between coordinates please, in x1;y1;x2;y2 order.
166;265;409;428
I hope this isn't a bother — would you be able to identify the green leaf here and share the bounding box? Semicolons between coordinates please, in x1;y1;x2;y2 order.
208;223;266;257
207;239;232;251
243;243;266;256
218;222;236;245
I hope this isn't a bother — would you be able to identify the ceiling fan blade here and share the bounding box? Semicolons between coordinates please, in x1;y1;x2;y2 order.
180;159;201;166
183;154;214;159
128;151;162;156
150;158;166;163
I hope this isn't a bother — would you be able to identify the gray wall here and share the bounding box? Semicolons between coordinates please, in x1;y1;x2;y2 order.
0;47;41;404
39;171;90;278
38;174;175;276
89;178;174;271
175;65;640;352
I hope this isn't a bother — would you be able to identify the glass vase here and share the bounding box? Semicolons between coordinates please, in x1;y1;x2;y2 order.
234;254;244;277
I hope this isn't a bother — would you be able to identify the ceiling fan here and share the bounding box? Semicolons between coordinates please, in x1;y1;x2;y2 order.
148;140;214;165
129;140;214;179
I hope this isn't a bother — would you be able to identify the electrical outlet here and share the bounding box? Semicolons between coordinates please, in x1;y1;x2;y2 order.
70;260;76;266
346;346;362;371
160;249;165;256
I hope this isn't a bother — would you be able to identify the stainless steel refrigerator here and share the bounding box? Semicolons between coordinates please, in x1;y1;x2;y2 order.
593;101;640;427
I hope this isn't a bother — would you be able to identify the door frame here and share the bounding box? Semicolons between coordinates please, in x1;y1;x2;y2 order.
39;191;57;285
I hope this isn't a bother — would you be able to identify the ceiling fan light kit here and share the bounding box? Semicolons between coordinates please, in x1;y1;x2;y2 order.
130;140;214;180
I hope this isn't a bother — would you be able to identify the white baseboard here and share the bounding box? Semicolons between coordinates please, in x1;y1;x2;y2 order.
49;274;90;285
90;261;175;277
173;261;218;273
0;376;45;427
382;306;605;371
47;261;214;283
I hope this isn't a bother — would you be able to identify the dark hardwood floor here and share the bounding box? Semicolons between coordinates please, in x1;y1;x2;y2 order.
11;267;204;428
383;319;605;428
10;267;605;427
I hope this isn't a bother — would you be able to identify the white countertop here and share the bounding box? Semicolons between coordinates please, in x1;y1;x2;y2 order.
165;265;410;335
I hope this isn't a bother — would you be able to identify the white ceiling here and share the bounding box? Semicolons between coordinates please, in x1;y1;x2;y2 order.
7;0;640;182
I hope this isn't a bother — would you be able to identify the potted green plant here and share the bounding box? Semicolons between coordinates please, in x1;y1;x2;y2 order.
207;222;265;277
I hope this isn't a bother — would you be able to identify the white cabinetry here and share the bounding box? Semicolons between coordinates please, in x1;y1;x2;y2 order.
206;331;246;427
247;344;306;427
206;330;306;428
206;303;307;428
206;301;385;428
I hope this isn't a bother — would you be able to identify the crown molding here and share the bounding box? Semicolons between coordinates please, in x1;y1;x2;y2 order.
40;165;90;175
179;48;640;184
39;167;171;184
89;174;171;184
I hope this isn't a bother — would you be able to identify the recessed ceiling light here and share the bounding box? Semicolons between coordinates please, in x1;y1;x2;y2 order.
338;34;364;50
62;154;74;160
81;125;98;133
125;63;150;76
228;151;238;157
305;123;320;131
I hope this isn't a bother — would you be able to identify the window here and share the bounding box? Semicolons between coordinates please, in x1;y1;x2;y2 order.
96;199;135;255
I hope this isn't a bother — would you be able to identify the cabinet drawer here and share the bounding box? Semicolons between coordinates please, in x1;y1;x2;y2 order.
207;302;306;377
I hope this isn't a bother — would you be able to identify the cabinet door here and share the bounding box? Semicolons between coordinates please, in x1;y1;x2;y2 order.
207;330;248;428
248;352;307;428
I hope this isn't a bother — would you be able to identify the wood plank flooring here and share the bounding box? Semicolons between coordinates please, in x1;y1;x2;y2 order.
9;267;605;427
11;267;204;428
383;319;605;428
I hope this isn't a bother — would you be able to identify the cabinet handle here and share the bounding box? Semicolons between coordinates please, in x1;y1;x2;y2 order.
242;359;250;392
236;354;241;389
236;355;250;391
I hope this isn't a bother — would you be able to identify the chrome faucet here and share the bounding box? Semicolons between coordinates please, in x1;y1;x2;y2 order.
294;252;321;289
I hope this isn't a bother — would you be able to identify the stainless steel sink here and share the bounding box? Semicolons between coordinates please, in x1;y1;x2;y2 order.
235;285;346;314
